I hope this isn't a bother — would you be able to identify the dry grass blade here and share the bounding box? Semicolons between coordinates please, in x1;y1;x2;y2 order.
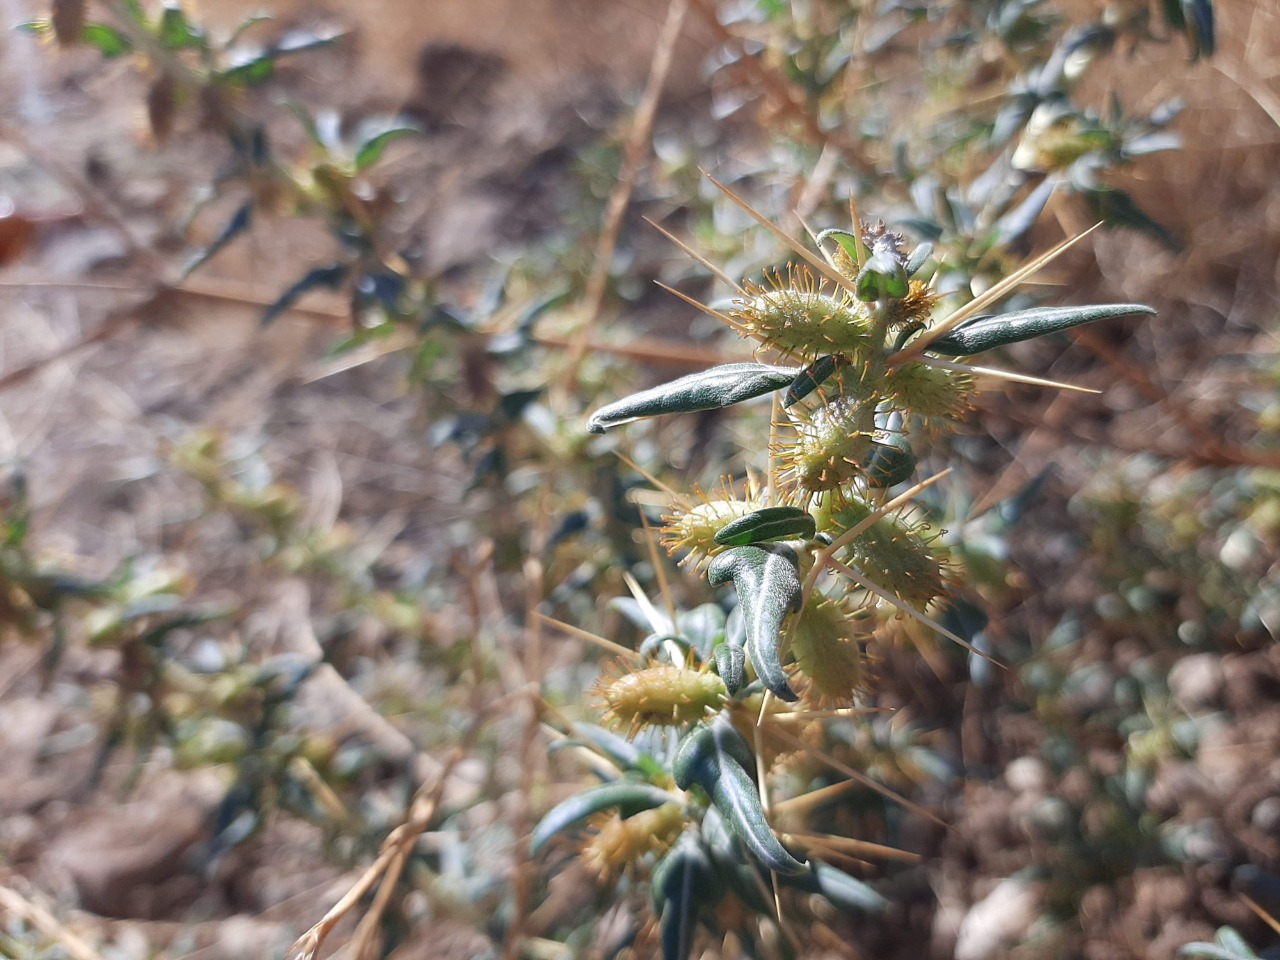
533;613;642;662
701;170;862;300
623;570;672;635
562;0;689;387
285;748;466;960
0;885;104;960
898;223;1102;360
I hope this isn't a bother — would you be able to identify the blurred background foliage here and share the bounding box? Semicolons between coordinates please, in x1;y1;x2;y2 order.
0;0;1278;959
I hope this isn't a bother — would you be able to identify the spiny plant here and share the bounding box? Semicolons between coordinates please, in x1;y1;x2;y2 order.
534;180;1155;956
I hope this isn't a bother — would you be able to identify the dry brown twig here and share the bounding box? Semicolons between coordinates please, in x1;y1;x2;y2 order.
0;883;106;960
561;0;691;392
284;746;469;960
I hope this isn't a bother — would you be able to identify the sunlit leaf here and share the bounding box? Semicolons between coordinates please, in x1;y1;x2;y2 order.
925;303;1155;356
353;119;419;172
708;544;802;701
586;363;797;434
673;716;806;875
714;506;815;547
530;782;677;854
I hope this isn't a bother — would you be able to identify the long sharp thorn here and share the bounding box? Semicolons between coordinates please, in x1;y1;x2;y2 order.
830;559;1003;667
902;223;1103;359
918;356;1101;395
653;280;754;337
701;170;861;300
644;216;746;294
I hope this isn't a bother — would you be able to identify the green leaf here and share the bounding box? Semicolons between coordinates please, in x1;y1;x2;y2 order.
673;717;806;875
181;200;252;279
353;119;420;172
261;264;348;326
158;2;206;49
784;355;841;408
712;642;746;696
707;545;802;702
862;438;916;488
219;51;275;86
784;861;889;912
1085;188;1181;251
651;832;722;910
815;228;862;267
925;303;1155;356
530;782;677;854
652;833;720;960
903;242;933;278
1181;927;1260;960
586;363;797;434
81;23;133;57
714;506;815;547
855;250;908;301
16;19;52;38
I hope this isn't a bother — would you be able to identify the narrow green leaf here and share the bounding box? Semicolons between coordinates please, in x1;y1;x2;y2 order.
272;26;345;56
903;242;933;278
784;355;840;408
219;52;275;86
714;506;815;546
1085;188;1181;251
181;200;253;279
862;439;915;488
673;717;806;875
16;19;52;38
81;23;133;57
651;832;722;910
783;861;889;912
712;642;746;696
261;264;348;326
586;363;797;434
925;303;1155;356
530;782;676;854
652;835;722;960
354;120;419;173
707;545;802;702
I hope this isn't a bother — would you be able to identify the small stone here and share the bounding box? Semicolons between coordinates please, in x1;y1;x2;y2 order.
955;876;1041;960
1168;653;1224;712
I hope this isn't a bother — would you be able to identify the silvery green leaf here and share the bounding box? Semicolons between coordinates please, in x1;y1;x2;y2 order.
926;303;1155;356
586;363;798;434
673;717;806;875
712;642;746;696
714;506;816;547
862;439;916;488
994;176;1059;247
530;782;676;854
783;861;889;913
904;242;934;278
707;545;802;702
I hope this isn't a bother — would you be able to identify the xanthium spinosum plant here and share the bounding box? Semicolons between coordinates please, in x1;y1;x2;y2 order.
535;181;1155;958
